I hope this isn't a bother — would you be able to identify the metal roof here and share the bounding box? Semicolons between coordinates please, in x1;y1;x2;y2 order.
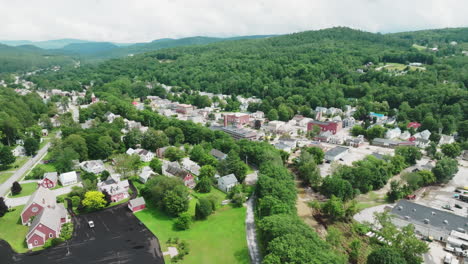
391;200;468;233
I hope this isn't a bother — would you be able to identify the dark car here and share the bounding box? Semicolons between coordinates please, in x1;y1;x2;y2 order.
455;204;463;209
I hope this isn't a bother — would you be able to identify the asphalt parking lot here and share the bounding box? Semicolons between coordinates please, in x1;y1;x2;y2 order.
0;205;164;264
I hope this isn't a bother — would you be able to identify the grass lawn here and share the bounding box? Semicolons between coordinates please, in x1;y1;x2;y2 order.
9;182;38;198
355;191;387;212
0;172;14;185
135;191;249;264
0;157;29;173
0;206;30;253
412;44;427;51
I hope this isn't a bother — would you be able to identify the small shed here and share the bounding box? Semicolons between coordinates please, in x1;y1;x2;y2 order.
128;197;146;213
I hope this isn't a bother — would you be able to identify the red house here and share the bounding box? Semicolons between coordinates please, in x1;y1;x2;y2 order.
128;197;146;213
39;172;58;189
26;205;68;249
183;174;196;189
98;179;130;203
407;122;421;130
307;120;342;135
21;186;57;225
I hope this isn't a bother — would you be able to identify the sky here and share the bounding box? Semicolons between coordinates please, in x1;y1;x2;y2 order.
0;0;467;43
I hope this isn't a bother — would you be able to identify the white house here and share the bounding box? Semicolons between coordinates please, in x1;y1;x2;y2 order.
218;174;238;192
181;158;201;175
59;171;78;186
414;129;431;140
400;131;411;140
139;166;155;183
385;128;401;139
80;160;105;174
12;146;26;157
127;148;155;162
439;135;455;145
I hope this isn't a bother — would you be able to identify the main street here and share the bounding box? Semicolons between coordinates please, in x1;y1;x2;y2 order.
0;142;50;197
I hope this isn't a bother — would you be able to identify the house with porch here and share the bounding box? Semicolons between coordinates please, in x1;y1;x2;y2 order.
40;172;58;188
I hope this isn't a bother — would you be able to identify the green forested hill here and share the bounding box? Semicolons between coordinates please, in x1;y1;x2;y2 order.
0;44;74;72
27;27;468;138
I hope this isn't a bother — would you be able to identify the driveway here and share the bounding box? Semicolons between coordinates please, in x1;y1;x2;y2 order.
246;195;261;264
0;142;50;197
5;183;82;207
0;205;165;264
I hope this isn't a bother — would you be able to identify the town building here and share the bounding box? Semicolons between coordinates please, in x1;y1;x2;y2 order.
307;120;342;135
342;117;356;128
211;126;257;140
40;172;58;189
126;148;155;162
176;104;194;114
372;138;415;148
98;179;130;202
181;157;201;175
128;197;146;213
163;161;196;188
391;200;468;242
21;187;57;225
26;204;68;249
385;128;402;139
224;113;250;127
80;160;105;174
59;171;78;186
407;122;421;130
218;174;238;192
324;146;349;162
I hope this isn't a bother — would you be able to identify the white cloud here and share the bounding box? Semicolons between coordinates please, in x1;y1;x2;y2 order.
0;0;467;42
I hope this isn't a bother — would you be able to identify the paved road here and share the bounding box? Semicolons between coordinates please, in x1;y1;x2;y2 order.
246;195;261;264
0;142;51;197
5;183;82;207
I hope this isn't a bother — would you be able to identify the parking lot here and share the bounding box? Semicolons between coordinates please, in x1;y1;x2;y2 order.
0;205;164;264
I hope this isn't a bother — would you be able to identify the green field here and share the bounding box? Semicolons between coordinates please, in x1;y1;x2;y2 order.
9;182;38;198
135;191;249;264
412;44;427;51
0;157;29;173
0;206;30;253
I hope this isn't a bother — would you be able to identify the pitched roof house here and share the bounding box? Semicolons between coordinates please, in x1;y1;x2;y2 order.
26;204;68;249
139;166;155;183
21;186;56;225
128;197;146;213
80;160;105;174
218;174;238;192
98;179;130;203
127;148;155;162
163;161;196;188
210;149;227;160
40;172;58;189
59;171;78;186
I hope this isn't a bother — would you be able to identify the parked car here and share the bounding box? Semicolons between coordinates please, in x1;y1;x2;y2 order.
442;205;453;211
88;220;95;228
444;253;452;264
455;204;463;209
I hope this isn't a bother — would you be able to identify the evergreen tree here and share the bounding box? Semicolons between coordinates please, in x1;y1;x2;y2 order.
11;181;22;195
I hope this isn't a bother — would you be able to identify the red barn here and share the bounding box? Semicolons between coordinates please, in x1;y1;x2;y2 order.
128;197;146;213
21;186;56;225
307;120;342;135
39;172;58;189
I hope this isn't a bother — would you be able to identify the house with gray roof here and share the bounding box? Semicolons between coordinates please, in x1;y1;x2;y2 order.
324;146;349;162
218;174;238;192
391;200;468;242
210;149;227;160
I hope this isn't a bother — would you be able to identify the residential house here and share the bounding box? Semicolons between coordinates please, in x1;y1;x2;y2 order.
156;146;169;158
59;171;78;186
385;128;402;139
26;204;68;249
345;135;365;147
439;135;455;145
391;200;468;242
98;179;130;202
342;117;355;128
128;197;146;213
407;122;421;130
12;146;26;157
372;138;415;148
181;158;201;176
80;160;105;174
21;186;57;225
163;161;196;188
400;131;411;140
250;111;264;119
324;146;349;162
267;121;286;133
369;112;386;122
80;119;95;129
274;142;292;153
126;148;155;162
139;166;155;183
414;130;431;141
210;149;227;161
41;129;48;137
415;138;431;148
176;104;194;114
218;174;238;192
40;172;58;189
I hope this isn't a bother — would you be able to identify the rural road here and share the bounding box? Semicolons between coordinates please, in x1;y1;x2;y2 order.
0;142;51;197
4;183;82;207
246;195;261;264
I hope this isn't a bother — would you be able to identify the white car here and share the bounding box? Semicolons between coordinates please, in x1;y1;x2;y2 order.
88;220;95;228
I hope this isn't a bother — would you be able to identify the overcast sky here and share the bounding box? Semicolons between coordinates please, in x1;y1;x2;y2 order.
0;0;467;43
